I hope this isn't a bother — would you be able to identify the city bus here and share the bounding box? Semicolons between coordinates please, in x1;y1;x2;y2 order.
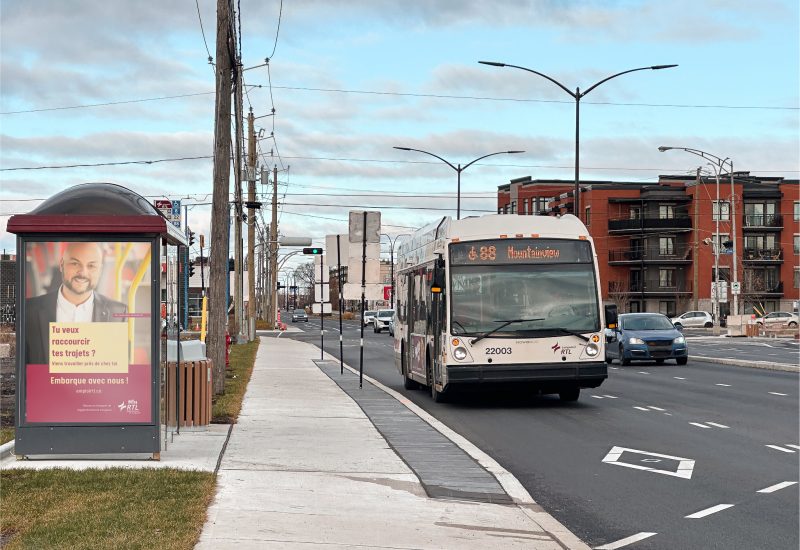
393;214;614;402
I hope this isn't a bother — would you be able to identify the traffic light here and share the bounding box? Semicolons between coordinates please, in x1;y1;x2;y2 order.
188;229;195;247
303;247;323;255
277;282;284;290
189;262;196;278
228;258;235;272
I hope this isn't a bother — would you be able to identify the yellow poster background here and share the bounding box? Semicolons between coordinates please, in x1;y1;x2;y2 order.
49;322;129;374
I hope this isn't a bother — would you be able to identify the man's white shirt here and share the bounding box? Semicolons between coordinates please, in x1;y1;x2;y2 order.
56;287;95;322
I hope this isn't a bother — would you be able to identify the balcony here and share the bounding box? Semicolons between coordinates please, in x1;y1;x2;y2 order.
742;248;783;263
608;246;692;264
608;280;693;295
743;214;782;229
742;281;783;296
608;216;692;232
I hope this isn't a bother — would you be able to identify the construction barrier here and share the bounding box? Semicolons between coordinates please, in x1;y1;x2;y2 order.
165;359;213;428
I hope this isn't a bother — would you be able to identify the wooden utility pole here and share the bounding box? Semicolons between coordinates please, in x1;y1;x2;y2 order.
233;47;244;342
269;165;278;327
247;110;256;340
208;0;233;395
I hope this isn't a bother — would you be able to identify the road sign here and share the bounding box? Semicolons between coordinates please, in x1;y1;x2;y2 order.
348;210;381;244
731;281;741;295
281;237;313;246
314;283;330;302
312;303;332;314
343;283;384;301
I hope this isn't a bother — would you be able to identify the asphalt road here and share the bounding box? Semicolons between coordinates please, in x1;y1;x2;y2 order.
276;319;799;550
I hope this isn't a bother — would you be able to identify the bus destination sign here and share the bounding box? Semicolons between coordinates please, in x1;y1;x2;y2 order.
450;239;592;265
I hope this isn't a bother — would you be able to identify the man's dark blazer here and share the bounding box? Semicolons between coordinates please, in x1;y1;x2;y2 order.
25;290;128;365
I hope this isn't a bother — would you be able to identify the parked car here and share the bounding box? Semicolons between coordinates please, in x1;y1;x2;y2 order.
605;313;688;366
362;310;377;326
671;310;714;328
755;311;798;327
291;309;308;322
373;309;394;333
388;318;395;336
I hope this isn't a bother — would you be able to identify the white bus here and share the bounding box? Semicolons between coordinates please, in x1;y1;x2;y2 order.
393;214;614;402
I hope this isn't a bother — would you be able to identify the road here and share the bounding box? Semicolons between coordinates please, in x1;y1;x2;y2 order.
274;319;799;550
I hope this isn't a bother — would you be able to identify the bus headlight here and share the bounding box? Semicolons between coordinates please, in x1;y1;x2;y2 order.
453;347;468;361
585;343;599;357
629;337;645;345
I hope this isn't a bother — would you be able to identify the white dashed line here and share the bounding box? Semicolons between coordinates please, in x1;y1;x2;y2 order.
706;422;729;429
685;504;735;519
757;481;798;494
592;395;605;399
603;395;619;399
766;445;796;453
787;445;800;450
769;392;788;396
595;532;658;549
633;406;650;411
690;422;712;429
715;383;731;387
674;377;686;380
647;406;666;411
637;371;650;375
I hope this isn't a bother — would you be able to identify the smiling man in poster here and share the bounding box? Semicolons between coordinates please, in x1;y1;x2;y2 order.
25;242;128;365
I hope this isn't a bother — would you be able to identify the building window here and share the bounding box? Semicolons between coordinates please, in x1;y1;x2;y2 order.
510;201;517;214
659;205;676;219
795;201;800;221
713;267;730;282
795;235;800;255
584;207;591;226
712;233;730;249
498;206;503;214
659;237;675;255
630;206;641;220
712;200;730;221
659;268;675;288
794;269;800;289
659;301;676;317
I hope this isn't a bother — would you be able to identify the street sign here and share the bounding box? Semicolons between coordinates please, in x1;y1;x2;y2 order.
731;281;741;295
343;283;384;301
312;303;332;314
348;210;381;244
711;281;728;303
281;237;313;246
314;283;330;302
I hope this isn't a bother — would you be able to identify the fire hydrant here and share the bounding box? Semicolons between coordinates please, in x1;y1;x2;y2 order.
225;332;232;369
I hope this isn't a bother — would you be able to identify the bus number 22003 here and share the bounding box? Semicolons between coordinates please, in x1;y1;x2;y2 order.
485;347;512;355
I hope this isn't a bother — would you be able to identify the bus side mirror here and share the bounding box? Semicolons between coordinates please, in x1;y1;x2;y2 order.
605;304;618;328
431;257;445;294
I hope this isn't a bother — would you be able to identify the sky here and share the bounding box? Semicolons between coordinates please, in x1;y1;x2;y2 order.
1;0;798;275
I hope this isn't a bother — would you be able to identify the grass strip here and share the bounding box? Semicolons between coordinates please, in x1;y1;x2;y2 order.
211;338;259;423
0;427;13;445
0;468;215;550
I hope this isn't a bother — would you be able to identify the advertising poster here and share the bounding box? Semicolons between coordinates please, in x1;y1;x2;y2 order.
23;241;153;423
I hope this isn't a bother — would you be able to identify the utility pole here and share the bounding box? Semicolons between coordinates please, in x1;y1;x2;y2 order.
693;167;700;311
233;48;245;342
208;0;233;395
247;109;257;340
269;165;278;327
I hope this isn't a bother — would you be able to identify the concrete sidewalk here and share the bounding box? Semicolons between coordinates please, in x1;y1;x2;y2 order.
197;337;587;550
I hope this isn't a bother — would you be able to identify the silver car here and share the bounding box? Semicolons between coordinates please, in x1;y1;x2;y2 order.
755;311;799;328
373;309;394;333
671;310;713;328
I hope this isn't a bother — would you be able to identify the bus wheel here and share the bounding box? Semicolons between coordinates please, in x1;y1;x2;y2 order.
559;386;580;402
427;357;446;403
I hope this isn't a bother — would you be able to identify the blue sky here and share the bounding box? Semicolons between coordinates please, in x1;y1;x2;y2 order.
1;0;798;274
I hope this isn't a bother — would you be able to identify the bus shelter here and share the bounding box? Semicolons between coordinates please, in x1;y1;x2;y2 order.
8;183;187;457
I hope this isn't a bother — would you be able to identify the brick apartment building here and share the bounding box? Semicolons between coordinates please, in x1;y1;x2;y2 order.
498;174;799;317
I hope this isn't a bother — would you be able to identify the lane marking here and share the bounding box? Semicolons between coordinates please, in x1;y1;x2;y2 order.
602;446;694;479
706;422;729;429
765;445;796;453
633;406;650;411
603;395;619;399
610;367;619;370
595;532;658;549
674;376;686;380
685;504;734;519
757;481;798;494
690;422;712;429
769;392;788;396
647;406;666;411
715;383;731;387
637;371;650;375
787;444;800;450
591;395;605;399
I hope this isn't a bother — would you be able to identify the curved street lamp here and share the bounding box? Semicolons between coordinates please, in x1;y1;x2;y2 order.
381;232;412;309
393;147;524;220
479;61;678;212
659;146;739;319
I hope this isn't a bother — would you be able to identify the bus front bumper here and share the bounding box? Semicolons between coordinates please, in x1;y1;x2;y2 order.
446;362;607;388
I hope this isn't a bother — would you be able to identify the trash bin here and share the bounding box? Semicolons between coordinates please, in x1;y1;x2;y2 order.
165;358;213;428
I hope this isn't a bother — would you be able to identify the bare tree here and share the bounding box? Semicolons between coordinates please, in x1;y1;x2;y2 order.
608;280;631;313
294;262;315;304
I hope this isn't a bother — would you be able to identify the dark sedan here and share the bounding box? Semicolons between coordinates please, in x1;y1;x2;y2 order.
291;309;308;322
605;313;688;365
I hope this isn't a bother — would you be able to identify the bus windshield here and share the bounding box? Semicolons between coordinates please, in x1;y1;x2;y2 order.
450;264;600;335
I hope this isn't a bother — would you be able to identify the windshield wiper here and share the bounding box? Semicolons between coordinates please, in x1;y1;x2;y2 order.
470;318;544;345
527;327;590;342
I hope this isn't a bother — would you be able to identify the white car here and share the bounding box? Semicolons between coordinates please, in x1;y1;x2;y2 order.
755;311;798;328
362;310;377;326
671;310;714;328
373;309;394;333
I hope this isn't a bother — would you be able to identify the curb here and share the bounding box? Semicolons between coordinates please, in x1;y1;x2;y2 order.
323;350;590;550
0;439;14;459
690;355;798;373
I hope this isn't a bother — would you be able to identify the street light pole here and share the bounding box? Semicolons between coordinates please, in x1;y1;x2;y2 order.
658;146;739;317
393;147;524;220
381;233;411;310
479;61;677;212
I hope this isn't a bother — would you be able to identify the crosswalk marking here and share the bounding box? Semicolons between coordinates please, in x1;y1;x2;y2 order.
595;532;658;549
757;481;797;494
769;392;788;396
766;445;796;453
685;504;734;519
